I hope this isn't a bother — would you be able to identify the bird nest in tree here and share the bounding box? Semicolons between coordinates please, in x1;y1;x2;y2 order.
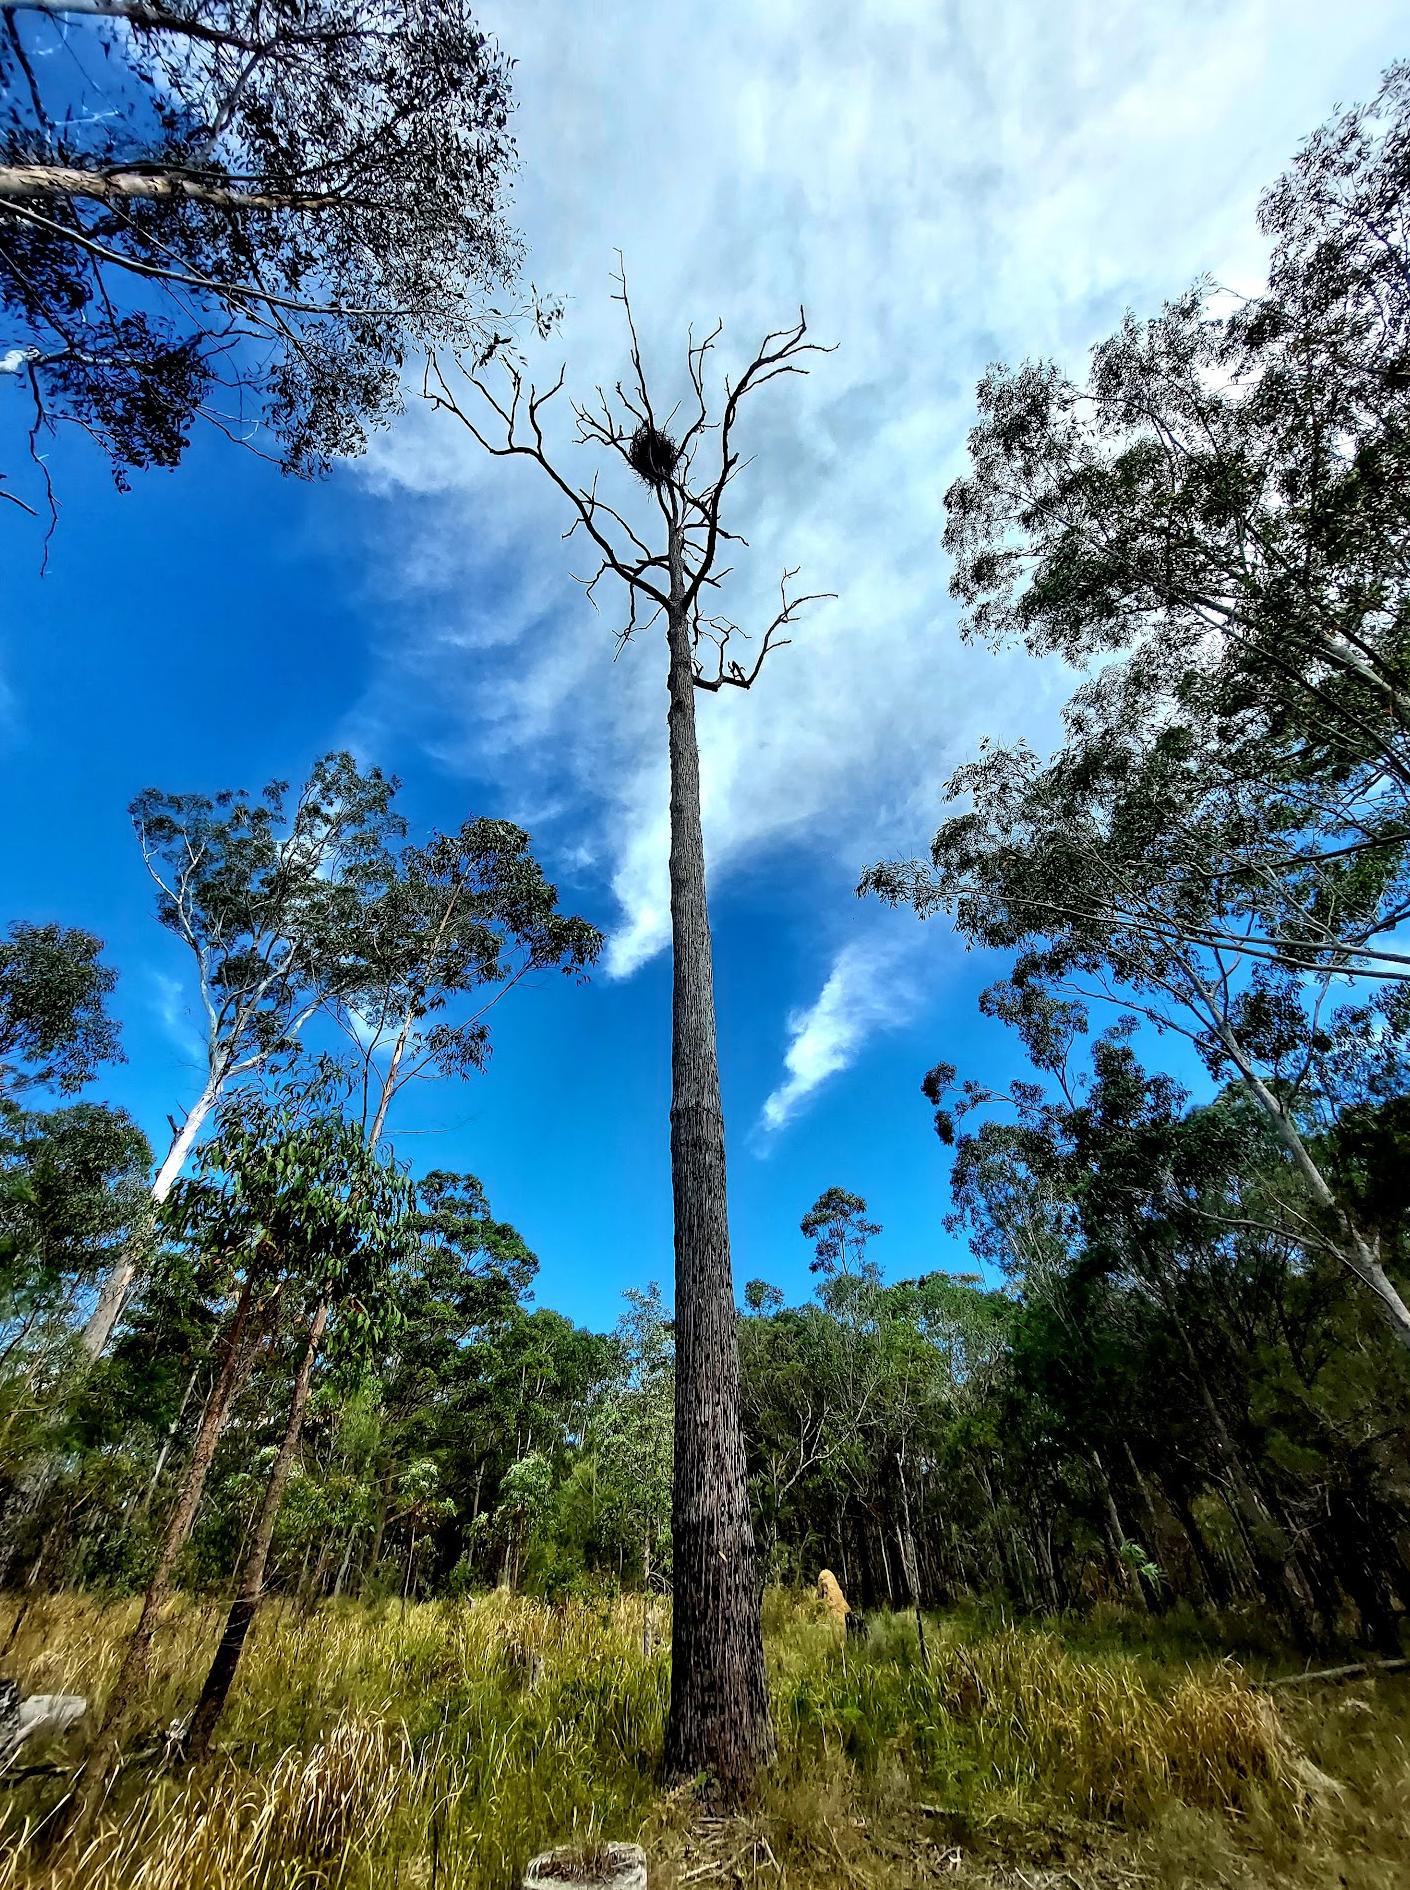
626;422;680;487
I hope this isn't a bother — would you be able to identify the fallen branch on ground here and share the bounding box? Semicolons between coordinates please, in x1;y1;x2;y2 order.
1264;1657;1410;1689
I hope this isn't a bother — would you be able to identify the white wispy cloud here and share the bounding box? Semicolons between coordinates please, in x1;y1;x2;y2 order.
149;969;205;1069
346;0;1404;1110
760;933;924;1135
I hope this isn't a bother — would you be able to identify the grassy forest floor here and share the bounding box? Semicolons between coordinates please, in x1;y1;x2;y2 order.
0;1591;1406;1890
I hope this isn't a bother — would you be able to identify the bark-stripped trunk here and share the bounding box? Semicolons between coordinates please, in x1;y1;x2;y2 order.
82;1074;221;1359
70;1272;258;1844
180;1300;328;1764
877;1524;895;1605
660;538;773;1793
367;1010;413;1147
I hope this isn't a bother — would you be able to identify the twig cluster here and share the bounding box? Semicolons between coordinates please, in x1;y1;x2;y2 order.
423;257;834;690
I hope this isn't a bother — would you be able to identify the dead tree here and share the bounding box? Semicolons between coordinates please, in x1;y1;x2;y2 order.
425;269;831;1790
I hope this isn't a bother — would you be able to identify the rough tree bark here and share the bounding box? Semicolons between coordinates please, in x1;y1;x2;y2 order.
180;1299;328;1762
661;546;773;1790
425;281;830;1793
69;1271;260;1844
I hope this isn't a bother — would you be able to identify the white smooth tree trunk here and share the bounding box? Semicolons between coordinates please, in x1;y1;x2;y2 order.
80;1073;220;1359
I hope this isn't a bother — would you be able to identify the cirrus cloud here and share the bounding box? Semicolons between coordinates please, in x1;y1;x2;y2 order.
345;0;1405;1125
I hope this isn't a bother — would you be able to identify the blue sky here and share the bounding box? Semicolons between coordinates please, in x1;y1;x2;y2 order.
3;0;1406;1330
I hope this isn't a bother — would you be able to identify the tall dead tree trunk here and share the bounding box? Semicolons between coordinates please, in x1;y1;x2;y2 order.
661;549;772;1789
427;273;830;1793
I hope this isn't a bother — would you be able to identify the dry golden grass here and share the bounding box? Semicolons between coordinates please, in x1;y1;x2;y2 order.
0;1591;1404;1889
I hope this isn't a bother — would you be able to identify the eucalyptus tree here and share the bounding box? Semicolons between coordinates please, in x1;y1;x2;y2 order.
0;1102;150;1351
798;1187;887;1476
73;1086;413;1827
938;62;1410;894
335;816;601;1146
83;752;401;1358
739;1292;861;1582
426;271;832;1787
795;1189;948;1649
0;921;122;1097
351;1169;538;1587
179;1111;414;1761
801;1187;881;1284
0;924;130;1560
0;1100;151;1589
0;0;521;523
876;66;1410;994
592;1283;674;1596
867;709;1410;1351
926;1020;1410;1635
867;70;1410;1355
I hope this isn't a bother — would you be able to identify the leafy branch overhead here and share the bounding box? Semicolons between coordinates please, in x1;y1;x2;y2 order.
0;0;524;526
866;64;1410;1355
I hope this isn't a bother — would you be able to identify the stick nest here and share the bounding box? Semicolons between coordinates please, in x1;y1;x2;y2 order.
626;423;680;487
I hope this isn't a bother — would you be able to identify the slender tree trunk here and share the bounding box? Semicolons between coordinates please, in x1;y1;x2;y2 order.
180;1301;327;1764
367;1011;414;1147
1121;1442;1169;1609
365;1470;392;1593
1167;1309;1315;1632
332;1529;357;1600
137;1362;203;1520
1091;1450;1145;1610
468;1460;486;1560
294;1537;314;1604
69;1273;258;1844
877;1525;895;1606
1122;1445;1164;1561
1160;1475;1227;1605
1212;1019;1410;1352
1034;1515;1062;1612
306;1542;333;1605
660;551;772;1793
895;1450;929;1668
82;1074;220;1359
